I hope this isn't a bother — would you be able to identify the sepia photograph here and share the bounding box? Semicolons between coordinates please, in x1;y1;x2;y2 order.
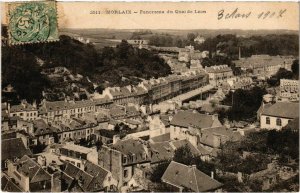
0;1;299;192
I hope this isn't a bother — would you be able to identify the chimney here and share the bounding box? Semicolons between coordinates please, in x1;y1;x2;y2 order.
211;171;214;179
7;103;11;114
32;100;37;108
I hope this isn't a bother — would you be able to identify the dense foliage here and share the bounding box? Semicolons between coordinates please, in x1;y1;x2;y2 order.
2;46;51;104
221;86;267;121
240;129;299;161
198;34;299;58
173;144;216;176
267;64;298;86
97;40;171;86
148;33;299;58
2;34;171;103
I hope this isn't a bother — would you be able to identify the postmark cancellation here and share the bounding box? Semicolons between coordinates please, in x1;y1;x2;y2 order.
7;1;59;45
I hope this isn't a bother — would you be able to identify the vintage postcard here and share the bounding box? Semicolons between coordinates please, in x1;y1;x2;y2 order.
1;1;299;192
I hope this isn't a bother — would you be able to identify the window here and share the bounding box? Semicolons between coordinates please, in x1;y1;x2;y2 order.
276;118;282;126
77;163;81;168
124;169;128;178
122;156;127;164
266;117;270;125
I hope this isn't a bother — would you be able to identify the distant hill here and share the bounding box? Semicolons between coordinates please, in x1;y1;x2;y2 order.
2;28;171;103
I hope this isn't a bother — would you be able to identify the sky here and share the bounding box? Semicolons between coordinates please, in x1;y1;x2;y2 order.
2;2;299;30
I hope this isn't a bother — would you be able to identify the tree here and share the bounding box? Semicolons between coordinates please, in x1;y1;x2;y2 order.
150;161;170;182
267;68;294;86
173;144;194;165
187;33;197;42
222;86;267;121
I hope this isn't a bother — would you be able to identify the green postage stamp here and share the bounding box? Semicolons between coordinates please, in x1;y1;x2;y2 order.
7;1;59;45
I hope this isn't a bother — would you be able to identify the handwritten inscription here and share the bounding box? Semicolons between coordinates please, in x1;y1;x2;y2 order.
218;8;287;20
90;9;206;15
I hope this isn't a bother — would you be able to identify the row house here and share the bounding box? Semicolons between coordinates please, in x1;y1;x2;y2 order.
38;99;96;123
102;86;148;105
180;71;208;93
138;71;209;104
279;79;299;102
9;101;38;121
234;55;296;77
56;118;98;143
221;77;253;92
205;65;234;86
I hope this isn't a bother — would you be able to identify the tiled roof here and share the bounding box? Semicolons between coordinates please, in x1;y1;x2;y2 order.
170;110;215;129
161;161;222;192
1;138;32;161
262;102;299;119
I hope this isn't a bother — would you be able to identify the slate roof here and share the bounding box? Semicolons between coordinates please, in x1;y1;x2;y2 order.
261;102;299;119
1;138;32;161
63;162;109;192
14;155;51;183
171;139;210;156
200;127;242;147
1;175;23;192
61;143;94;154
161;161;222;192
84;161;109;191
112;139;150;165
63;163;93;191
10;103;36;113
33;119;60;136
149;141;174;163
150;133;171;142
170;110;216;129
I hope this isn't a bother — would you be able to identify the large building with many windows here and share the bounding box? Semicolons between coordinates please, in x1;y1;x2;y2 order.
205;65;234;86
